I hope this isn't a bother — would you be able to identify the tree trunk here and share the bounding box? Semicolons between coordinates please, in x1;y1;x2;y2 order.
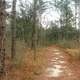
31;0;37;60
11;0;17;59
75;3;77;28
78;3;80;43
0;0;6;75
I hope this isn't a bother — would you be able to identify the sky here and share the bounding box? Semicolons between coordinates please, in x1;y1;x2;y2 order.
6;0;60;25
41;8;60;27
6;0;76;28
18;0;60;27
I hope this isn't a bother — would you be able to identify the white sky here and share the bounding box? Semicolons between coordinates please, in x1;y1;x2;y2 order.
6;0;76;28
41;8;60;27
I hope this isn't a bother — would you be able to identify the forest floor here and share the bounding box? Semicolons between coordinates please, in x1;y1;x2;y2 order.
3;45;80;80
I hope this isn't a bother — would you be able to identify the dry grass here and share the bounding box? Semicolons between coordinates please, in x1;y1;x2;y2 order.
3;46;46;80
66;48;80;60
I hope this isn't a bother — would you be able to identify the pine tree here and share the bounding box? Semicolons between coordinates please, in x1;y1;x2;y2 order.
31;0;37;60
11;0;17;59
0;0;6;75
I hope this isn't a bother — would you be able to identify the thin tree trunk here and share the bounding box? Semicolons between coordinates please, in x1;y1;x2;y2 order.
75;3;77;29
0;0;6;75
78;3;80;43
31;0;37;60
11;0;17;59
37;14;42;47
78;3;80;28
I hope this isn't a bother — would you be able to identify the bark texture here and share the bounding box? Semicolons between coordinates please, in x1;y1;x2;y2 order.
31;0;37;60
11;0;17;59
0;0;6;75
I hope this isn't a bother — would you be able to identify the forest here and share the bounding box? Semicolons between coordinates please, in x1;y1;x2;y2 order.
0;0;80;80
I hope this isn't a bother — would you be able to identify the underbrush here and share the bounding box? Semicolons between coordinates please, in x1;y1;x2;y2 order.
5;48;46;80
4;39;46;80
5;38;26;68
57;40;80;60
66;48;80;60
57;40;80;48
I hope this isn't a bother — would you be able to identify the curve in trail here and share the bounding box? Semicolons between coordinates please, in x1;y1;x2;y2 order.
37;47;80;80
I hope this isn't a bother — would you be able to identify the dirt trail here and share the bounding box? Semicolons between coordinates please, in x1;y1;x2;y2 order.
35;47;80;80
